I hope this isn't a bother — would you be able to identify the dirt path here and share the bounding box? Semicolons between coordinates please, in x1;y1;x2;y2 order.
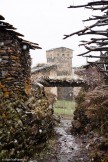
54;118;90;162
32;117;91;162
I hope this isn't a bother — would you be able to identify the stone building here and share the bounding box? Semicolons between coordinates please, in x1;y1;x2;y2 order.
0;15;41;98
46;47;73;76
46;47;73;100
31;63;57;96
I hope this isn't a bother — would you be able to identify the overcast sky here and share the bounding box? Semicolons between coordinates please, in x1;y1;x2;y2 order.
1;0;98;67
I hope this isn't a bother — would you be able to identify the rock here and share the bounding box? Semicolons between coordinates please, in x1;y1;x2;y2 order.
52;114;61;125
72;120;81;129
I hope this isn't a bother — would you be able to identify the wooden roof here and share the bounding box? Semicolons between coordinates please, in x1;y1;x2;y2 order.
0;15;42;50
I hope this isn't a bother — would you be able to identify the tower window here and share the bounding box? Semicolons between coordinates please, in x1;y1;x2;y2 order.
47;58;53;62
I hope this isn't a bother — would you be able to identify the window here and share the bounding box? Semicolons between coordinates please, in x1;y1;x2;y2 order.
47;58;53;62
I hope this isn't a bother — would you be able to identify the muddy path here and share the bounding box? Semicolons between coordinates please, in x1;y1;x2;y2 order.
32;117;91;162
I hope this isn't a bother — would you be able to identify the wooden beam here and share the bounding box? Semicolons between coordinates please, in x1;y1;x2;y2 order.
100;70;108;73
87;61;108;64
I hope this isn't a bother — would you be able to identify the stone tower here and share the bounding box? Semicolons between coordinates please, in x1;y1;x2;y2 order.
46;47;73;100
46;47;73;76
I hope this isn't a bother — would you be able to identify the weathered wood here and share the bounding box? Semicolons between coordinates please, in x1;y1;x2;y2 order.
91;38;108;41
87;61;108;64
100;70;108;73
77;51;91;56
68;1;108;8
84;55;108;58
85;6;108;11
83;15;108;22
84;46;108;52
63;22;98;39
64;1;108;77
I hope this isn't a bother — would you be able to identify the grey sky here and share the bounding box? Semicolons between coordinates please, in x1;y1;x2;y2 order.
1;0;97;67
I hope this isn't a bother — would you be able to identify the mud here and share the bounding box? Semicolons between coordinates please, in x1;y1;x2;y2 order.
54;118;90;162
32;117;91;162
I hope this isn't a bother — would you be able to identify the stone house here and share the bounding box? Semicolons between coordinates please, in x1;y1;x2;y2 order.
31;63;57;96
0;15;41;98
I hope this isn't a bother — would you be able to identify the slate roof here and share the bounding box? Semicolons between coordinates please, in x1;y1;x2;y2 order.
0;15;41;50
31;64;57;73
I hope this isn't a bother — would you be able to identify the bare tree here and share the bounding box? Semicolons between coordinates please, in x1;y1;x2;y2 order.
64;0;108;75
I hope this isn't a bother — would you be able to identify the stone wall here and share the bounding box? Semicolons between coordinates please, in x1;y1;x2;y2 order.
84;64;105;90
73;64;106;97
73;67;84;97
0;17;41;97
0;33;31;97
0;15;55;160
57;87;73;100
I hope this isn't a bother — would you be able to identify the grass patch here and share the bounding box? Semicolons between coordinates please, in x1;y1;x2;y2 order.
54;100;76;116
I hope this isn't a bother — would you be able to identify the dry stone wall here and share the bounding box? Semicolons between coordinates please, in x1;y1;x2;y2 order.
0;15;55;160
0;33;31;97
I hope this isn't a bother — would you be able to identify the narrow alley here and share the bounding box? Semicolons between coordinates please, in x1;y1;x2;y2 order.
33;117;91;162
